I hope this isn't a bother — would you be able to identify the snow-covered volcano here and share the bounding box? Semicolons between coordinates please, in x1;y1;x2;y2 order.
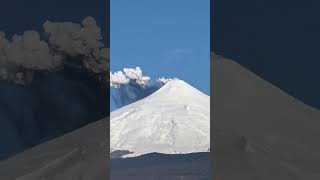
110;79;210;157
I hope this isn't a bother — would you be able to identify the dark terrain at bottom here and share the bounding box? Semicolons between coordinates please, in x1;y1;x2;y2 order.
110;152;210;180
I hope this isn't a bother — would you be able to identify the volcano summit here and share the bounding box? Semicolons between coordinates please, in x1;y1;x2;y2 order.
110;79;210;157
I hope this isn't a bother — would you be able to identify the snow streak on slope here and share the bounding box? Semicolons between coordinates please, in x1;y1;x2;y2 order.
110;79;210;157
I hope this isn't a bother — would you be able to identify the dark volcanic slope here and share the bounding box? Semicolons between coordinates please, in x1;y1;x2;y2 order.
0;66;108;160
0;119;108;180
0;118;209;180
212;54;320;180
111;152;210;180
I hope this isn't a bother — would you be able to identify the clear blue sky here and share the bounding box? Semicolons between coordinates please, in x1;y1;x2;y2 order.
111;0;210;95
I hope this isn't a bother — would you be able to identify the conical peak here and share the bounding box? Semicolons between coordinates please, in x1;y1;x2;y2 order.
110;79;210;157
151;79;208;99
163;79;191;87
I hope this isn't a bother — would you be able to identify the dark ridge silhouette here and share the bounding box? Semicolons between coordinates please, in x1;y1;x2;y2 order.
111;152;210;180
0;119;108;180
212;53;320;179
0;63;109;160
212;0;320;110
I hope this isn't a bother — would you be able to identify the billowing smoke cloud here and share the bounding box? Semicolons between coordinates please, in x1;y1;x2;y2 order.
0;17;108;85
110;67;174;108
0;31;61;84
0;17;109;160
110;67;150;88
156;77;175;86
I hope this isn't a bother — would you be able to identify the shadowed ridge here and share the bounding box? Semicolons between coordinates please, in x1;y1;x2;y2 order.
212;53;320;179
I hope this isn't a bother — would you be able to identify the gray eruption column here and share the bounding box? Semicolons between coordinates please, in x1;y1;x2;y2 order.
0;17;109;160
0;16;108;85
110;67;173;109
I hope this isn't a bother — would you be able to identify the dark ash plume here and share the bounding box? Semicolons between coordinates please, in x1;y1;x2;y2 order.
110;67;174;108
0;16;108;85
0;17;109;160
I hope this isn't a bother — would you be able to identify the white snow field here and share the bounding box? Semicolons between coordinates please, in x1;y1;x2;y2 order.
110;79;210;157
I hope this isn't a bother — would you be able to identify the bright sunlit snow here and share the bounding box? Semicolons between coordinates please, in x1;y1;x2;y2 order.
110;79;210;157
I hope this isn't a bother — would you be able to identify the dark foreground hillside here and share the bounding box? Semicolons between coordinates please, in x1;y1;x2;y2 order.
111;152;210;180
0;120;108;180
0;65;109;161
212;53;320;179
